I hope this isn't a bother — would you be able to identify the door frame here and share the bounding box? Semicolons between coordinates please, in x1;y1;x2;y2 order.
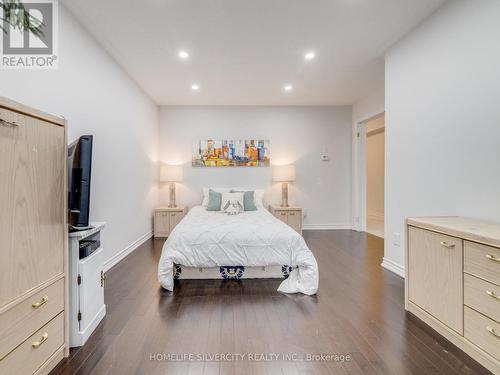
352;110;385;232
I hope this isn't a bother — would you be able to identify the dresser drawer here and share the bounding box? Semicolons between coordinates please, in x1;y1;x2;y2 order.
0;278;64;360
408;227;463;334
0;312;64;375
465;241;500;286
465;274;500;324
465;306;500;361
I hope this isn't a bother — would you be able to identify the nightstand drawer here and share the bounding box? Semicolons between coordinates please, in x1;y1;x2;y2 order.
275;211;288;224
154;207;186;238
287;211;301;233
269;206;302;234
465;241;500;286
154;212;170;237
465;273;500;324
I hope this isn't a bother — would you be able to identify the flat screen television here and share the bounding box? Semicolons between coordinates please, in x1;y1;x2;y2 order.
68;135;93;231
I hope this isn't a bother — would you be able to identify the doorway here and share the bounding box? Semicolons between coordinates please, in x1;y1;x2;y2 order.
353;112;385;237
364;115;385;238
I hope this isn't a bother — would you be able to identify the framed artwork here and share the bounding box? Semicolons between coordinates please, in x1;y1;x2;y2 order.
192;139;270;167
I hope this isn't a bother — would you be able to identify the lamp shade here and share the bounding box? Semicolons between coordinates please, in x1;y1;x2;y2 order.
160;165;183;182
273;165;296;182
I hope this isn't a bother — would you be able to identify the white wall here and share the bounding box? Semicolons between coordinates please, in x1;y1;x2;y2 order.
158;106;352;228
352;87;385;125
385;0;500;275
0;6;159;269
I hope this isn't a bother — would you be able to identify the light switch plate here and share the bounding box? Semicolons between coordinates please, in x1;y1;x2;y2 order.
393;232;401;247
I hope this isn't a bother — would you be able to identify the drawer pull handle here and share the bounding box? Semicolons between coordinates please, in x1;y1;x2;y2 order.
290;213;295;216
439;241;455;249
32;296;48;308
281;212;286;215
0;118;18;127
486;290;500;300
32;332;48;348
487;326;500;339
486;254;500;262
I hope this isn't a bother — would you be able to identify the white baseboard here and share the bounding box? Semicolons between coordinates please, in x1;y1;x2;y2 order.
302;224;353;230
103;231;153;272
381;257;405;278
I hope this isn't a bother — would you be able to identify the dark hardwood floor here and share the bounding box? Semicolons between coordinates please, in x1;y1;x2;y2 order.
50;231;491;375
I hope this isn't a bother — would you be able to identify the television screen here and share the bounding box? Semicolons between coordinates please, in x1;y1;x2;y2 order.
68;135;93;231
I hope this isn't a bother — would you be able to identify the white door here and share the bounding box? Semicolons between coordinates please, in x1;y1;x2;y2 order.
78;247;105;331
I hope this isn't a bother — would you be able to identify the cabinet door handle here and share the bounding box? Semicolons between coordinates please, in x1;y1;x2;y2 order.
32;296;48;308
487;326;500;339
486;254;500;262
289;212;295;216
439;241;455;249
486;290;500;300
280;212;286;216
0;118;18;127
32;332;49;348
171;213;176;216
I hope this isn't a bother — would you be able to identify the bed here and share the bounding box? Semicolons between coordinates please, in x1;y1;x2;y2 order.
158;205;319;295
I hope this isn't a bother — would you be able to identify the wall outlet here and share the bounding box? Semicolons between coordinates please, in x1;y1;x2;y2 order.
393;233;401;247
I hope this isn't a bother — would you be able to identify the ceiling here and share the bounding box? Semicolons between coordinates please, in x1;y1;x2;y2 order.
61;0;446;106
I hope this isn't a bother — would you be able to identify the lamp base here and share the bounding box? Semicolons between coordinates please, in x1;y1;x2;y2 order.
168;182;176;208
280;182;289;207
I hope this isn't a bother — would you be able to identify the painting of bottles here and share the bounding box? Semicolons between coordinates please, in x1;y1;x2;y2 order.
192;140;270;167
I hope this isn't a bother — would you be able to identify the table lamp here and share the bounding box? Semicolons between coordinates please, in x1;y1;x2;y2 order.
273;165;296;207
160;165;183;208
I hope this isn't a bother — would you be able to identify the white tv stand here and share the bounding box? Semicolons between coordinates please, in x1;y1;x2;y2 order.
68;222;106;347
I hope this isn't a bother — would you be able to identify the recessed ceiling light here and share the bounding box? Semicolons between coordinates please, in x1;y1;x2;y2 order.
304;51;315;60
284;85;293;92
191;84;200;91
178;50;189;59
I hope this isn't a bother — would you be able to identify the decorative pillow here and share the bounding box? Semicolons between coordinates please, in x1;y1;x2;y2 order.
220;192;244;214
222;199;244;215
230;190;257;211
202;187;231;207
206;189;222;211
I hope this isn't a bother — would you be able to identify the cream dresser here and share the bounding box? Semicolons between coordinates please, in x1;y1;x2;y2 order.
269;205;302;234
154;206;187;237
0;97;68;374
406;217;500;374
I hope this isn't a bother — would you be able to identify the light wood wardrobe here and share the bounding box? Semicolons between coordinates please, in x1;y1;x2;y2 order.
0;97;68;374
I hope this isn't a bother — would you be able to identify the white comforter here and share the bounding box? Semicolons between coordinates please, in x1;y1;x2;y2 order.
158;206;319;295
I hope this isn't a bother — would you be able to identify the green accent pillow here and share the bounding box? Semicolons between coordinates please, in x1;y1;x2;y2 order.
206;189;222;211
230;190;257;211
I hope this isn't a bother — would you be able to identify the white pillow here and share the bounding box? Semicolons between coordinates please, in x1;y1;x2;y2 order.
253;189;265;208
220;192;244;212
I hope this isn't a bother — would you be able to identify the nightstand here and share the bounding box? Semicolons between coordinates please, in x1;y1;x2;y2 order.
154;206;187;237
269;205;303;234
